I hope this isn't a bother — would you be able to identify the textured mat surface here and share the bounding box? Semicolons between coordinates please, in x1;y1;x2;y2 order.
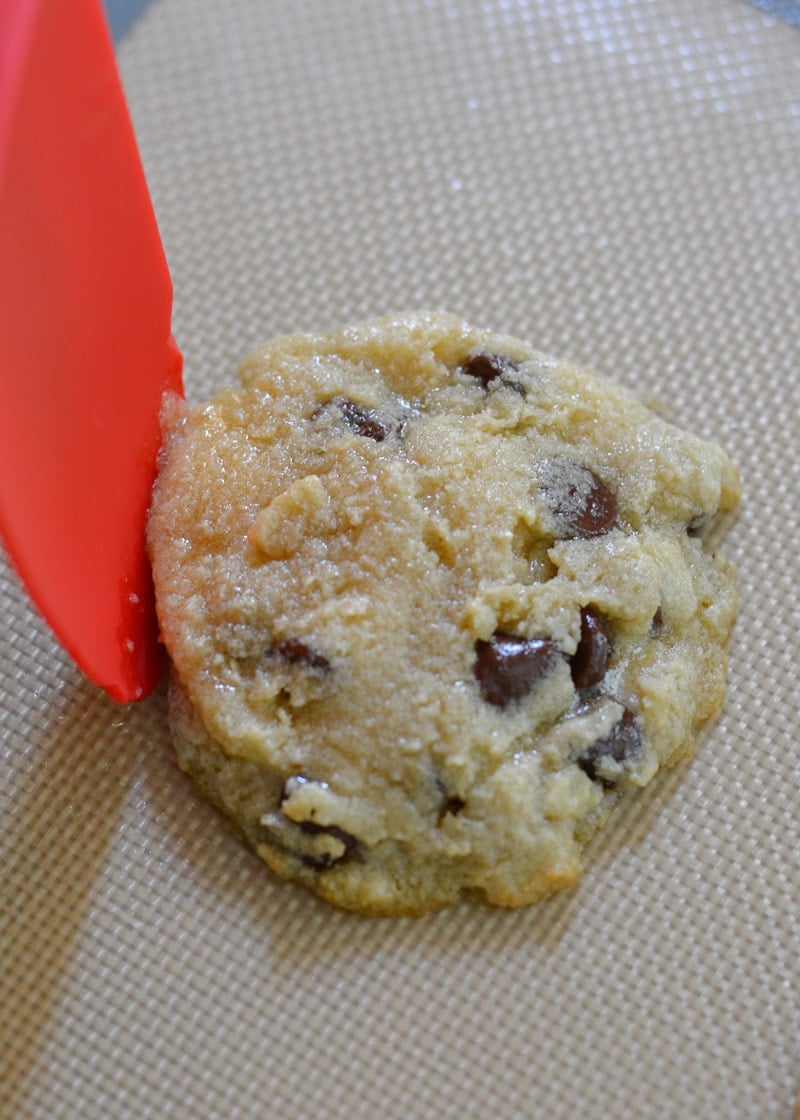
2;1;799;1117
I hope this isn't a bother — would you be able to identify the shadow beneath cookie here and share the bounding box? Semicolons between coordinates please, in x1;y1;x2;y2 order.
144;740;699;969
144;761;681;963
0;677;145;1113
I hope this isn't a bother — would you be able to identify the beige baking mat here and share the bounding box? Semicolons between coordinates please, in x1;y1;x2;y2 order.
2;1;799;1116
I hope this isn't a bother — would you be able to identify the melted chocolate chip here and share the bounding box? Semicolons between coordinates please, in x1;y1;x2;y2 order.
578;708;641;787
474;631;559;707
570;607;610;691
338;398;391;441
274;639;330;671
461;353;526;395
539;459;618;538
314;396;410;441
297;821;359;870
276;777;359;870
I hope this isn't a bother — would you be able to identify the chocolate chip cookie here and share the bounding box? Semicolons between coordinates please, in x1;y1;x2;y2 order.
147;312;739;915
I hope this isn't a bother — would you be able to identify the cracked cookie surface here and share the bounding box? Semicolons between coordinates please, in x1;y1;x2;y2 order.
148;312;739;915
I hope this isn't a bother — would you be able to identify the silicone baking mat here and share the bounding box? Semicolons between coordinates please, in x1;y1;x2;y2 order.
2;1;799;1116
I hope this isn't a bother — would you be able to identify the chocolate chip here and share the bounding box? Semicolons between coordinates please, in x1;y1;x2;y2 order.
274;639;330;671
570;607;610;691
338;398;391;441
460;353;526;395
651;607;664;634
314;396;410;441
539;458;618;538
474;631;559;707
297;821;359;870
276;777;359;870
578;708;641;787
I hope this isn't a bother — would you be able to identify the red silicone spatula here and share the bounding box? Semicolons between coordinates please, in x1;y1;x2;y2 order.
0;0;183;702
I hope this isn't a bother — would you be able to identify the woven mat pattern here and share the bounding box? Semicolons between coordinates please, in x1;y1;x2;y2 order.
2;1;799;1116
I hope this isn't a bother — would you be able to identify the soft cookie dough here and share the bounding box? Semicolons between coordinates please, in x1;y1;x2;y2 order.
147;312;739;915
